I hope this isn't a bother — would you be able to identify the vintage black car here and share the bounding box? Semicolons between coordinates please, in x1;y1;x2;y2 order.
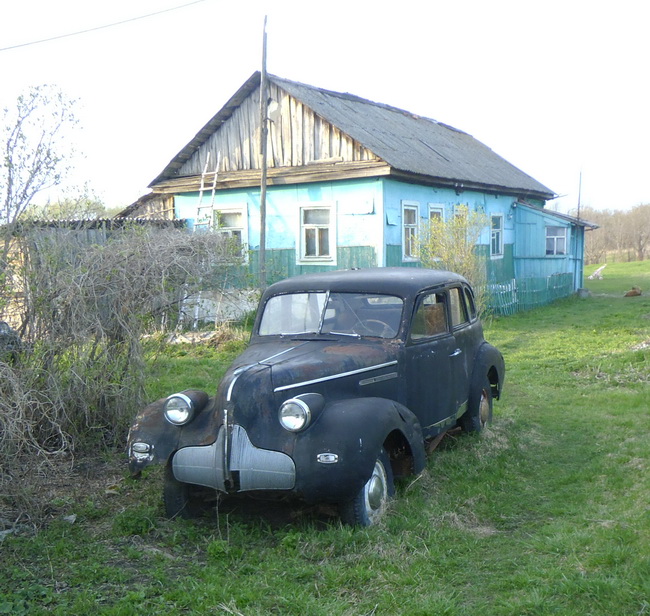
127;268;505;526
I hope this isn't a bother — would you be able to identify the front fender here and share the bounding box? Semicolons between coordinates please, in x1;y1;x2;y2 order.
127;392;220;475
291;397;425;503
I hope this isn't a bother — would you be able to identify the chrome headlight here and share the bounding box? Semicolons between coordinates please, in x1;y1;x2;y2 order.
164;393;195;425
278;393;324;432
279;398;311;432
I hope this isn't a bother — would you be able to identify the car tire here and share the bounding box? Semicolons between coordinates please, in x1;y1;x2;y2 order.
163;461;205;519
339;448;395;527
460;376;493;432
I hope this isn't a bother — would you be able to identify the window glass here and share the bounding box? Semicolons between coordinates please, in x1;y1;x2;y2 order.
464;286;477;320
491;215;503;256
410;292;447;340
402;204;419;260
301;207;331;259
259;292;402;338
259;293;326;335
546;226;567;255
303;208;329;225
449;287;468;327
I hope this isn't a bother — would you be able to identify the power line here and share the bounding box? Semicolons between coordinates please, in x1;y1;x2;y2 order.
0;0;209;53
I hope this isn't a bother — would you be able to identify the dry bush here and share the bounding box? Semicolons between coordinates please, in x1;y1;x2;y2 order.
0;225;243;521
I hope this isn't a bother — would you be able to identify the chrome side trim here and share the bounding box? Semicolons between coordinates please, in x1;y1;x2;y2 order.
258;346;299;364
273;360;398;392
359;371;398;386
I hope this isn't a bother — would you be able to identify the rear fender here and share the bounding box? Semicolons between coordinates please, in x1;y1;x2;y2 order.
470;342;505;399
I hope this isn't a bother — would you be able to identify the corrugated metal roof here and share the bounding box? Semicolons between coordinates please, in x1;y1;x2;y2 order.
515;200;599;228
152;72;555;199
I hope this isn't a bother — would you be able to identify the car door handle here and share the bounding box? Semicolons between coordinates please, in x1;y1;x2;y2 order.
449;348;462;357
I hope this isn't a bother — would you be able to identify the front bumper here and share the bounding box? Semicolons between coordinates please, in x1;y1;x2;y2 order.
171;424;296;492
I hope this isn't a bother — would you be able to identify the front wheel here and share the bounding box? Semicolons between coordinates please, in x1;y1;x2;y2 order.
460;376;493;433
163;461;206;519
339;448;395;527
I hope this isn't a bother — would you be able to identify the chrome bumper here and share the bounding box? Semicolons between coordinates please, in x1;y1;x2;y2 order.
172;425;295;492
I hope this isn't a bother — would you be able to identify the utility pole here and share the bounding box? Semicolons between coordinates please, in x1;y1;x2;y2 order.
258;16;268;289
577;171;582;221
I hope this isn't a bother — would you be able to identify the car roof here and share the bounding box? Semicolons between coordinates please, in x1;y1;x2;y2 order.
262;268;468;300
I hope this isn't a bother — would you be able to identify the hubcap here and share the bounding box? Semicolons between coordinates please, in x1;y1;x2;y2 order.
479;389;490;425
366;461;387;511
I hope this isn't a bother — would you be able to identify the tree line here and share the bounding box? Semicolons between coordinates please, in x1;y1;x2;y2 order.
572;204;650;265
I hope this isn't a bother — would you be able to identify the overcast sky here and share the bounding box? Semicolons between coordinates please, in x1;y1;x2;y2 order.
2;0;648;213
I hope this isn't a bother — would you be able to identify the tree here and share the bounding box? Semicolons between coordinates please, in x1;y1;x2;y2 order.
418;205;489;311
625;204;650;262
1;85;78;266
22;185;118;221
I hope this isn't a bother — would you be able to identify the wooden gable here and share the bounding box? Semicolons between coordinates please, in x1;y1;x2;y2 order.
152;81;388;194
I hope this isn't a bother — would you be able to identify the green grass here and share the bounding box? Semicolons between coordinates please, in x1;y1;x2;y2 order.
1;262;649;615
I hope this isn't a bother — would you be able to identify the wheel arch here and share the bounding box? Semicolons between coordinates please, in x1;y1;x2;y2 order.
471;342;505;401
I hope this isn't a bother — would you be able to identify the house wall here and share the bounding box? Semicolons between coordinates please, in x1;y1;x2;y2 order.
513;204;584;289
382;178;517;282
174;177;384;283
173;177;584;291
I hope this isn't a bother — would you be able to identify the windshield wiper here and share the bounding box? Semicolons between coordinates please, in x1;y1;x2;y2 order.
327;331;361;338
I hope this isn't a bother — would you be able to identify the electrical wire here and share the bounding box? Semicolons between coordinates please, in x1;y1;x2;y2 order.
0;0;209;52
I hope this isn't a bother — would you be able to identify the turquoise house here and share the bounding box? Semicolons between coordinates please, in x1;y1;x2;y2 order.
126;72;595;309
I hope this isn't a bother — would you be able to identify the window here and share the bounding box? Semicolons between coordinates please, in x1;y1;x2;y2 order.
402;202;419;260
546;226;567;255
428;204;444;224
464;286;477;320
214;209;244;247
300;206;333;261
411;292;447;340
449;287;469;327
491;215;504;257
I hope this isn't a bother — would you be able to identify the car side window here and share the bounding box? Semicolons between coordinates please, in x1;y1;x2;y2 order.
464;286;477;320
449;287;469;328
410;292;448;340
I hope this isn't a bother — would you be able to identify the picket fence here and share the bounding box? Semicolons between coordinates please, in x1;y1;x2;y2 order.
485;273;575;316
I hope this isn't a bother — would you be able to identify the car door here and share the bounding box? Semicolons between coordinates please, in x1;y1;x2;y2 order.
446;285;473;411
404;288;464;438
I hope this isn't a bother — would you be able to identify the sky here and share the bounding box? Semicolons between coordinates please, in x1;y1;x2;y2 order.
2;0;649;214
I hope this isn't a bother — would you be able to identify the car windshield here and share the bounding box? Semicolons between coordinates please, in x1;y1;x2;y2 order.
258;292;403;339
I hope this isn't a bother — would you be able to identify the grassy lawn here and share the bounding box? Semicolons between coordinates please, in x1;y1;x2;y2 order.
1;262;649;615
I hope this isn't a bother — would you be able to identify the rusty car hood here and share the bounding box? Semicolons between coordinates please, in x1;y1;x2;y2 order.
227;337;400;395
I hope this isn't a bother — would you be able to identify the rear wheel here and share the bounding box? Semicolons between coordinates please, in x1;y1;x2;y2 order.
339;448;394;526
460;376;493;433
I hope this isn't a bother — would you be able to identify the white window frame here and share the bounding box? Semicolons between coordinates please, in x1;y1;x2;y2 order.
546;225;567;255
402;201;420;261
490;214;504;258
428;204;444;224
213;205;249;261
297;203;336;264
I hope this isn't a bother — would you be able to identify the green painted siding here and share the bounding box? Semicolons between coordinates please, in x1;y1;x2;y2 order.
385;245;419;267
247;246;377;285
484;244;515;283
